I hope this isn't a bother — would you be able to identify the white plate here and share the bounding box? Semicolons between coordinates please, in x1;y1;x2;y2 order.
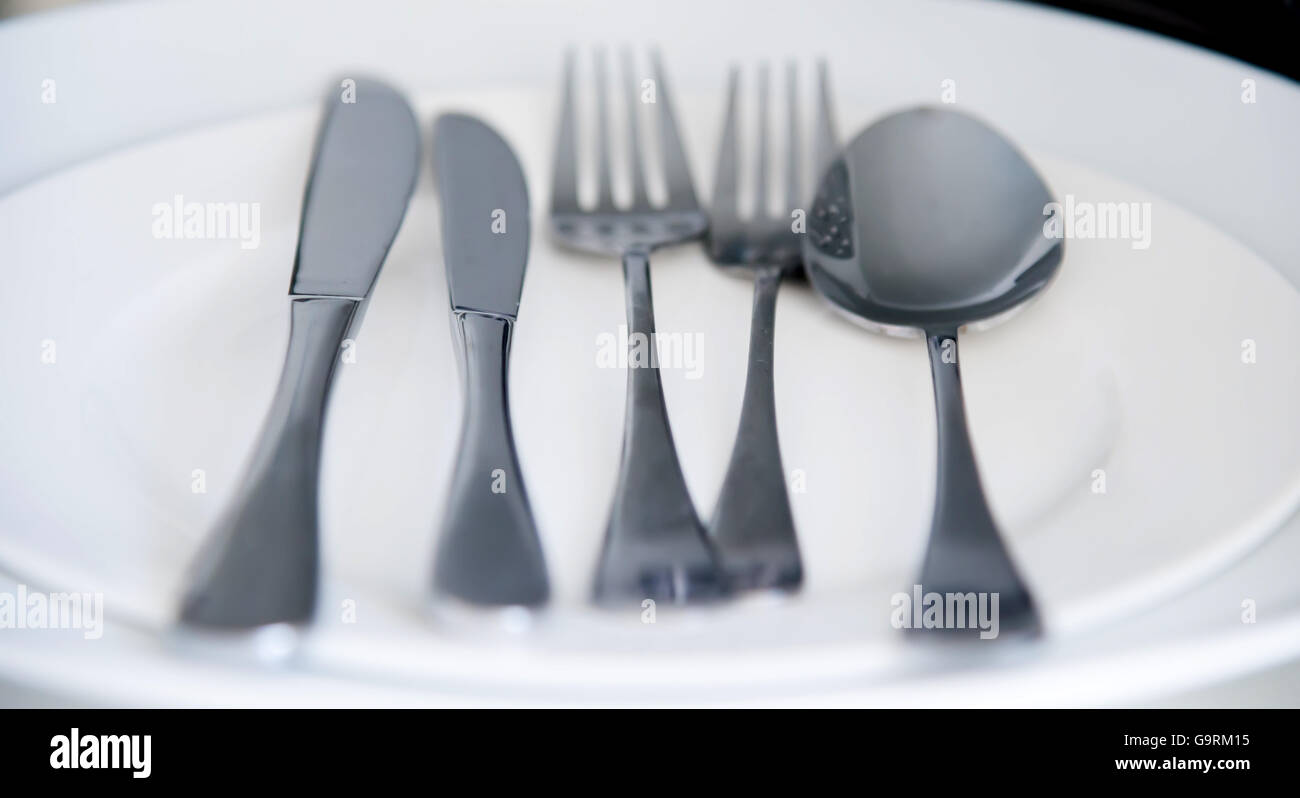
2;0;1299;706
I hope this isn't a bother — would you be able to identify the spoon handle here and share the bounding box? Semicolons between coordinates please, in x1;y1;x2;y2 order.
708;266;802;591
592;248;727;604
921;330;1040;636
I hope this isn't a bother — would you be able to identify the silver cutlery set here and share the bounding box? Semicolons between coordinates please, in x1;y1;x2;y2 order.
178;51;1063;640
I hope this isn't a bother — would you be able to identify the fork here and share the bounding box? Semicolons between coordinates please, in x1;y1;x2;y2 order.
550;49;727;604
705;62;838;591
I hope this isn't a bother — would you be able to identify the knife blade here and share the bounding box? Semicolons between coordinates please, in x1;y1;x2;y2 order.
292;78;421;298
433;113;531;318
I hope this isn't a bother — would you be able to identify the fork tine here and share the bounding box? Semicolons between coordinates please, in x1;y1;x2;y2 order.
622;49;651;209
754;62;770;219
784;61;801;213
593;49;616;210
813;59;840;184
651;50;698;210
550;49;580;213
709;66;740;220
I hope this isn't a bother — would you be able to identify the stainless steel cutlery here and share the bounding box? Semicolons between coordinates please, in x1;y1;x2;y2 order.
178;78;420;631
431;113;549;608
179;56;1064;636
549;50;727;605
702;62;838;592
801;107;1064;636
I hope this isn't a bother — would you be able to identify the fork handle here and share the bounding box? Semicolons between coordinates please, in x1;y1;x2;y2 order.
433;311;549;607
592;249;727;604
919;329;1040;636
178;296;358;630
708;266;803;591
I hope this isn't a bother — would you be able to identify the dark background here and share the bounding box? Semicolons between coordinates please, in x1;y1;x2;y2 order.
2;0;1296;80
1027;0;1300;80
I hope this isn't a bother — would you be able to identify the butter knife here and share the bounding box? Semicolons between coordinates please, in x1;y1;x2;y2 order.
178;78;420;631
431;113;548;607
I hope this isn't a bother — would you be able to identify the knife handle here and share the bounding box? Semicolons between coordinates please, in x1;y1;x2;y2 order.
592;249;728;604
433;311;549;606
178;296;358;630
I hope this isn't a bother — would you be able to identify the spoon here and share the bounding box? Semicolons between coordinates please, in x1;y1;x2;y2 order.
801;107;1063;637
